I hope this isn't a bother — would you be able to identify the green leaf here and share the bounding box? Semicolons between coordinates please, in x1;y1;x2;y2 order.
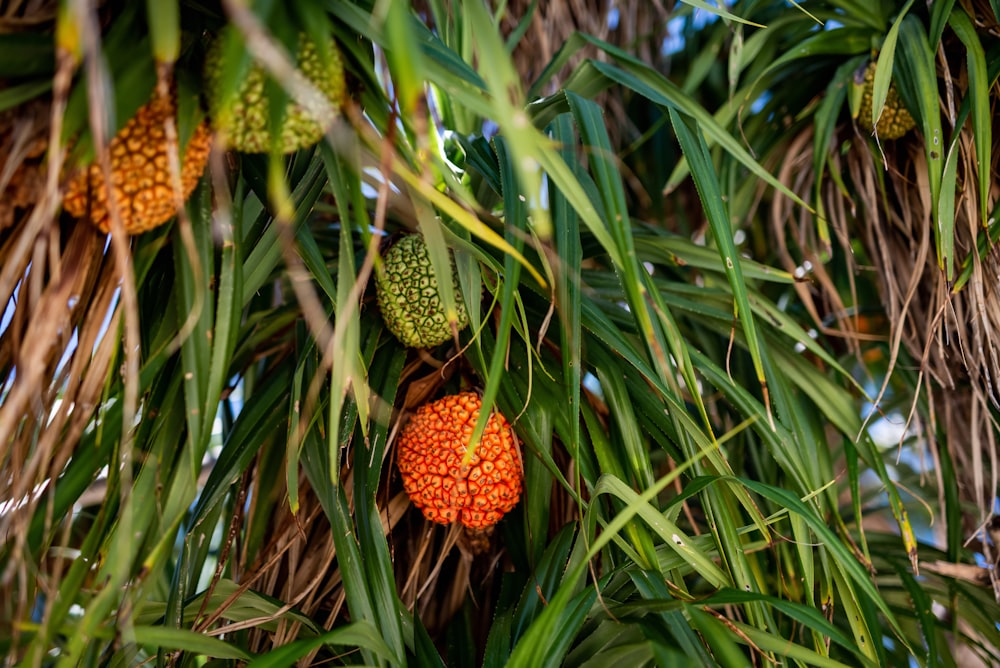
145;0;179;62
133;626;251;660
869;0;915;133
0;34;55;78
949;9;992;230
669;108;772;426
895;16;946;275
244;623;396;667
737;478;910;655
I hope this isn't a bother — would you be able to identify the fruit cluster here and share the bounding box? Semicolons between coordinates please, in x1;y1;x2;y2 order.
54;17;521;540
62;32;346;234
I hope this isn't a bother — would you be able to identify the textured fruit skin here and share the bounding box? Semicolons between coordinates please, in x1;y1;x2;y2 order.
375;234;470;348
62;93;212;234
205;33;345;154
858;62;916;140
397;392;523;530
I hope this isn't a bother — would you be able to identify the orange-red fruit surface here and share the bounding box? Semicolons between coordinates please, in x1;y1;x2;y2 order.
397;392;523;529
63;93;212;234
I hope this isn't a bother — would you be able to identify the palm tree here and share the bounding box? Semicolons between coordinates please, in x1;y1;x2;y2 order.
2;0;999;665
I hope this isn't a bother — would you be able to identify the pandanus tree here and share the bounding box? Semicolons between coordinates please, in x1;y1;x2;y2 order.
2;0;1000;665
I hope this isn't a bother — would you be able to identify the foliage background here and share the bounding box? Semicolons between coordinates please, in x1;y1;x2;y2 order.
2;0;1000;665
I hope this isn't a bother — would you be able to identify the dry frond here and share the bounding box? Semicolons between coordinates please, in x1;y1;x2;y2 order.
0;97;49;232
499;0;671;152
767;86;1000;555
0;210;119;630
0;0;58;32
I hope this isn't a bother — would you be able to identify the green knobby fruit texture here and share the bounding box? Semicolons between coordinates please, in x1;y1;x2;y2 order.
205;31;346;154
375;234;471;348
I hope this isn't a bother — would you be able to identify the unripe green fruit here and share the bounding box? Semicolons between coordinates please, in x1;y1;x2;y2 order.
858;61;915;140
375;234;470;348
205;31;346;153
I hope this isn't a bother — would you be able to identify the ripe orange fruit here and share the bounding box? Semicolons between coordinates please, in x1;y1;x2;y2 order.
63;91;212;234
397;392;522;530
